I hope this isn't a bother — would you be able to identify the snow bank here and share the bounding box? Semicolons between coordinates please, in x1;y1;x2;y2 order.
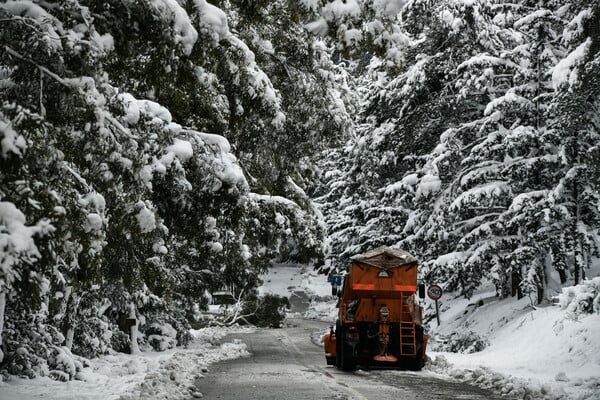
427;283;600;400
0;326;252;400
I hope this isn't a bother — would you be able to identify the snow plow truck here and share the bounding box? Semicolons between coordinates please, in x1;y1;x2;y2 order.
323;247;428;370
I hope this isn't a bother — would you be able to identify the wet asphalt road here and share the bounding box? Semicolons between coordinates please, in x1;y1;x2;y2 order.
195;291;507;400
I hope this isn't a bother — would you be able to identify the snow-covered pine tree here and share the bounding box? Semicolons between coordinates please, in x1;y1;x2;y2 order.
0;0;350;379
547;1;600;286
315;0;600;303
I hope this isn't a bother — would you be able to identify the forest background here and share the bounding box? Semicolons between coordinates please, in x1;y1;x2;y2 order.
1;0;600;381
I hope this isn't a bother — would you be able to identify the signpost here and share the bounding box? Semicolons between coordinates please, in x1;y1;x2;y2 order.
427;284;443;326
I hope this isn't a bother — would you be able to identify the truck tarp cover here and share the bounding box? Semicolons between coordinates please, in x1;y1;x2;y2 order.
349;247;418;298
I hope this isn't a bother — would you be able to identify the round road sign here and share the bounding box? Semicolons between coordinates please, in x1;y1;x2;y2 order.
427;284;443;300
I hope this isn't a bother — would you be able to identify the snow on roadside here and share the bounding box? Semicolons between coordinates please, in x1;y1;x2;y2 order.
423;282;600;400
0;326;252;400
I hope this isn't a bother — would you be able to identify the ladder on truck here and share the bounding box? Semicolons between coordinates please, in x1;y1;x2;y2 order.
399;293;416;356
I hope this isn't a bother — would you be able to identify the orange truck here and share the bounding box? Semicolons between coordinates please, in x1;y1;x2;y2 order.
323;247;428;370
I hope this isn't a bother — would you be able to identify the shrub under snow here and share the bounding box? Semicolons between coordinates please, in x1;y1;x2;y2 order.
430;329;489;354
558;277;600;318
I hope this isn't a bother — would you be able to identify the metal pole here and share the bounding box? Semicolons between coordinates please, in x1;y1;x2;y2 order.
435;300;440;326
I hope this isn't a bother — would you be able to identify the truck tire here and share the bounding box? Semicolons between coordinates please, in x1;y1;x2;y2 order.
408;327;425;371
335;321;342;369
338;328;356;371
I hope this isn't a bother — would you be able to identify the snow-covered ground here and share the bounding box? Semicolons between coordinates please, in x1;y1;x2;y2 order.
423;285;600;400
0;326;252;400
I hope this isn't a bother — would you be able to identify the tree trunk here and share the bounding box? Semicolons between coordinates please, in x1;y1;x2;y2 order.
129;303;141;355
572;197;581;284
511;271;523;299
0;291;5;363
558;268;567;285
61;286;75;350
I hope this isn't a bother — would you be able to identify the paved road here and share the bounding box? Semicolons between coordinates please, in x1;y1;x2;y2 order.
195;316;507;400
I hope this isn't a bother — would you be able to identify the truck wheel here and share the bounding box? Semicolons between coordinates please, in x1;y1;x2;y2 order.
339;330;356;371
335;321;342;369
408;350;424;371
408;327;425;371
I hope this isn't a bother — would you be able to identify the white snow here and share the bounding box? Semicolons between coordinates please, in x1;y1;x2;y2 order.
321;0;361;21
117;93;141;125
305;17;330;36
513;9;553;30
449;181;511;212
422;281;600;400
484;92;534;116
84;213;103;232
148;0;198;55
0;118;27;158
193;0;229;43
135;202;156;234
166;138;193;162
372;0;406;18
563;9;594;44
0;326;252;400
415;174;441;199
0;201;43;280
195;131;247;188
136;99;173;124
552;38;592;90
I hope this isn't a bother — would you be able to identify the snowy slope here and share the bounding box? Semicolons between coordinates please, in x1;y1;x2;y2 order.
424;284;600;400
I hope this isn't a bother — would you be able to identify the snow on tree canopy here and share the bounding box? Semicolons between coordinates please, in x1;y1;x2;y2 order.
372;0;406;18
195;132;247;189
0;117;26;158
193;0;229;43
0;202;42;286
135;202;157;234
83;213;103;233
450;181;511;212
147;0;198;55
552;38;592;90
563;9;594;45
322;0;361;21
0;0;62;49
137;99;173;124
484;92;535;117
166;138;194;163
415;174;441;200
